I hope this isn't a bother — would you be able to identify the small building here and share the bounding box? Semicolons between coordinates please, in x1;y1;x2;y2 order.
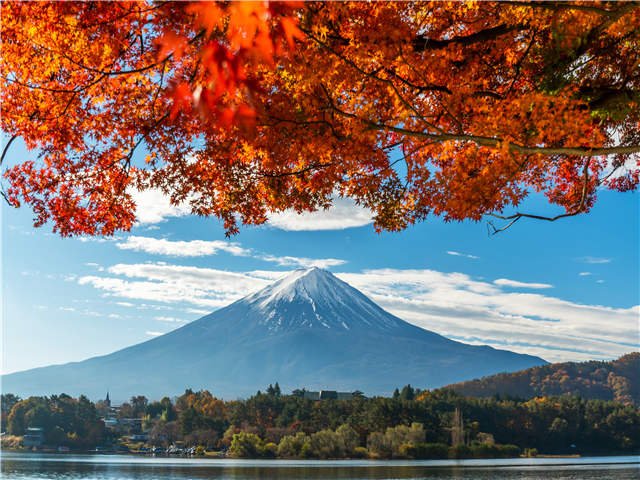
292;389;366;400
23;427;45;447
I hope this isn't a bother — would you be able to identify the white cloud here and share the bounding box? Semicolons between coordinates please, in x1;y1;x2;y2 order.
116;302;135;307
579;272;592;276
268;197;372;231
337;269;638;362
144;226;160;231
154;316;189;323
33;305;46;310
447;251;480;259
86;263;99;266
597;280;605;283
261;255;347;269
77;264;638;363
186;308;210;315
79;264;274;307
493;279;554;289
59;307;75;311
116;236;251;258
581;257;612;264
146;331;164;336
131;189;192;225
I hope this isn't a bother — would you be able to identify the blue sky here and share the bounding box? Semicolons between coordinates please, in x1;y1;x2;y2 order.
2;137;639;376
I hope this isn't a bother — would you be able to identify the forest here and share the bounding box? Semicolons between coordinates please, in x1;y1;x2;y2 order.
445;353;639;406
2;384;638;458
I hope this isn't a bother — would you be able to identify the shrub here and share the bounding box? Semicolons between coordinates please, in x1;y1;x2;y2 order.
195;446;205;455
336;424;361;455
397;443;417;458
471;443;501;458
449;443;472;459
499;444;521;458
263;443;278;458
353;446;369;458
230;432;263;458
415;443;450;459
299;443;313;458
310;429;344;458
1;435;23;449
524;447;538;458
278;432;311;458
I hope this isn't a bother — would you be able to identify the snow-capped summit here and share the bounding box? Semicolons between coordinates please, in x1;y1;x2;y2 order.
240;267;401;333
2;267;547;400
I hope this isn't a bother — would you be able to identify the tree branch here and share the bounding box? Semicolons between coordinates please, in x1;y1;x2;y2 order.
1;135;18;167
487;158;593;234
412;24;524;52
498;1;631;17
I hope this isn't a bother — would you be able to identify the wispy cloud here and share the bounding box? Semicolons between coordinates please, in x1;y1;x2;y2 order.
77;264;638;363
339;269;638;363
186;308;210;315
85;263;99;266
268;197;372;231
447;251;480;259
581;256;612;264
579;272;592;276
493;279;554;289
116;236;251;257
261;255;347;269
33;305;46;310
59;307;75;311
79;265;273;307
155;316;189;323
146;331;164;336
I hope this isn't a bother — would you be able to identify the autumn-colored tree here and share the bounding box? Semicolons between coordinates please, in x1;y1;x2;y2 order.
2;1;638;237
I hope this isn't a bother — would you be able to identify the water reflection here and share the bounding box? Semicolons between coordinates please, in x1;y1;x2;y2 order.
1;452;638;480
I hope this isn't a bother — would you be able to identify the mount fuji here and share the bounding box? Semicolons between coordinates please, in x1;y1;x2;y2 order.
2;268;546;400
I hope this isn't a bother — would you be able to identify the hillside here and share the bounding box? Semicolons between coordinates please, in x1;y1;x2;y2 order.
445;353;639;405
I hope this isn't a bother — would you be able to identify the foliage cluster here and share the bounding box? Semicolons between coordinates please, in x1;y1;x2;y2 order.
5;393;103;447
1;1;639;237
445;353;640;406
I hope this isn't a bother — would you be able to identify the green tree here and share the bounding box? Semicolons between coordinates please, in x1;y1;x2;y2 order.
400;384;416;401
392;389;400;400
274;383;282;397
230;432;263;457
179;406;199;436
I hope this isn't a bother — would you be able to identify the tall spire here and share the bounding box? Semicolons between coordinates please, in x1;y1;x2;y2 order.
105;389;111;407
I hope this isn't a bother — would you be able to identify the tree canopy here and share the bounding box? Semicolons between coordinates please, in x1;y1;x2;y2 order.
2;1;638;237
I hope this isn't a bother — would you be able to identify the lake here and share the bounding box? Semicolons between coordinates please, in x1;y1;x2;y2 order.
1;452;638;480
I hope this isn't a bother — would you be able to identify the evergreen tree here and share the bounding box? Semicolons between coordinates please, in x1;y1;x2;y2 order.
178;406;199;436
256;390;262;396
266;384;276;396
400;384;415;401
274;382;282;397
392;388;400;400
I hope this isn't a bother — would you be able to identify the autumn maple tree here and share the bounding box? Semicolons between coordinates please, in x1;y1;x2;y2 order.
1;1;639;237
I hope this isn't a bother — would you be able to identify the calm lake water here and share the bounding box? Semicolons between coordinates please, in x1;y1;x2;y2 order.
1;452;638;480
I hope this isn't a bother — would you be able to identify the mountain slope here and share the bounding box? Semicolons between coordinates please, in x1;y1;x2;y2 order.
2;268;547;400
444;353;639;405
